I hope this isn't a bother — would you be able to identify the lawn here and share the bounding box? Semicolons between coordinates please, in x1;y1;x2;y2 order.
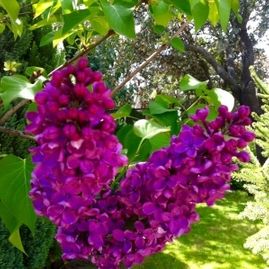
135;191;266;269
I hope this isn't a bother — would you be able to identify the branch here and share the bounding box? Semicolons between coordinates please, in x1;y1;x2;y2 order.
0;126;35;141
112;22;188;96
112;44;167;96
48;30;114;76
185;43;238;89
0;99;31;125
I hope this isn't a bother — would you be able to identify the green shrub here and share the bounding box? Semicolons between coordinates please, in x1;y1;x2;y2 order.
0;220;25;269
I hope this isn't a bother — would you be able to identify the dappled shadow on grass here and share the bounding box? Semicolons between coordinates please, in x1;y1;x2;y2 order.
165;191;265;269
62;253;189;269
133;252;189;269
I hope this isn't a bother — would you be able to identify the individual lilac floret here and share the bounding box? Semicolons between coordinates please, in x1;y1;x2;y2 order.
26;57;127;228
40;103;254;269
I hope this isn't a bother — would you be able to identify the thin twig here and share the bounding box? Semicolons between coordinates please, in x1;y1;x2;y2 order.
48;30;115;76
0;99;31;125
112;44;167;96
0;126;35;141
112;22;188;96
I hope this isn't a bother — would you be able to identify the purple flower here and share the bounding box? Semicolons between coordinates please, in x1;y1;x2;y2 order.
26;59;255;269
26;57;127;249
191;107;209;122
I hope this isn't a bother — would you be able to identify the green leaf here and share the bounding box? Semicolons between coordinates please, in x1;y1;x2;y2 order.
0;23;5;33
231;0;239;13
0;0;22;37
122;127;142;159
133;139;151;162
33;1;54;18
0;75;42;107
101;0;135;38
152;111;180;135
180;74;207;91
49;0;62;16
25;66;45;77
30;16;58;30
149;132;170;151
150;0;172;27
62;9;91;34
40;31;55;46
208;0;219;26
9;18;23;38
52;30;74;47
170;37;185;52
204;88;220;106
0;200;17;232
114;0;138;8
0;0;20;21
91;16;110;35
170;0;191;14
133;119;170;140
207;106;218;120
40;29;73;47
213;88;235;111
0;155;36;234
192;1;209;30
61;0;74;14
117;124;133;144
112;104;132;119
149;101;175;115
155;94;181;107
9;227;26;253
153;25;166;34
216;0;231;30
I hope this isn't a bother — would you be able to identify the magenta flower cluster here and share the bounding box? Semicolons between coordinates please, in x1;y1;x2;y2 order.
26;58;255;269
26;57;127;228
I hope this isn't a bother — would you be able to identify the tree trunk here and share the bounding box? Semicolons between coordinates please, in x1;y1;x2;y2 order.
238;22;265;163
239;24;263;115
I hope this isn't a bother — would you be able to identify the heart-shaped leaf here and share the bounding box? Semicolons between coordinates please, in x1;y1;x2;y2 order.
0;75;43;107
134;119;170;140
62;9;91;34
0;155;36;234
180;74;207;91
101;0;135;38
112;104;132;119
213;88;235;111
170;37;185;52
170;0;191;14
150;0;172;27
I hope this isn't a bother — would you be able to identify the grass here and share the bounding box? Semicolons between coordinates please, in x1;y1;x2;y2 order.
135;191;266;269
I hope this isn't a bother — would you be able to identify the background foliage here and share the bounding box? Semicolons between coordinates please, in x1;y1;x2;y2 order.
0;0;268;268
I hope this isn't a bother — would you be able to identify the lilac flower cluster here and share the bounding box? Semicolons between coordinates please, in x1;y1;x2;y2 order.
26;59;255;269
26;57;127;228
59;105;253;269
